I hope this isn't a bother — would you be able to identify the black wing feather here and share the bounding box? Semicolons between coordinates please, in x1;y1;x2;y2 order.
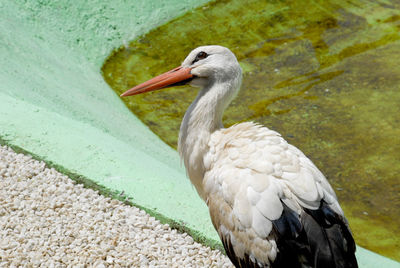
219;200;357;268
271;203;311;268
272;200;358;268
304;201;358;268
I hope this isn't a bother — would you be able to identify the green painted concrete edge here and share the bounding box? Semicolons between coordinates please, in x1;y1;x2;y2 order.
0;0;220;251
0;1;398;267
0;91;223;250
0;127;223;252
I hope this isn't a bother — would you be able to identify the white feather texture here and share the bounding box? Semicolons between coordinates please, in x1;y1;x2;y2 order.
203;122;342;263
175;46;346;265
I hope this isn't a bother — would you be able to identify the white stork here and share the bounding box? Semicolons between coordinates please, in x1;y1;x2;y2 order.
121;45;358;268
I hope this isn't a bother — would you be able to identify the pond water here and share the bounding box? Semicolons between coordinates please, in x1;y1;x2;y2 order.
102;0;400;261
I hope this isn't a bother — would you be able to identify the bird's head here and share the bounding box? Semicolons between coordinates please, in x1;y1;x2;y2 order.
120;45;242;97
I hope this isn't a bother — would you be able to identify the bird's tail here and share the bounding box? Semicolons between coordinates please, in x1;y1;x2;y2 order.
302;201;358;268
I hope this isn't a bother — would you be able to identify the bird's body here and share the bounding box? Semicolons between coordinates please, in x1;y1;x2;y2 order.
121;45;357;268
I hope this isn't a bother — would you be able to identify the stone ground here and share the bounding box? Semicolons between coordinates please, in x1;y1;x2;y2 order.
0;145;233;267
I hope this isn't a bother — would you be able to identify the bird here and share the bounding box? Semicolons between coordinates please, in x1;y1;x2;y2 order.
121;45;358;268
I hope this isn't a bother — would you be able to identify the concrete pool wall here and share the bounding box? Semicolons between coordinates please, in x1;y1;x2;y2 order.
0;1;398;267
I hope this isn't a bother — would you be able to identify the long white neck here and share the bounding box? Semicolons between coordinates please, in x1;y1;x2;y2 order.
178;76;241;199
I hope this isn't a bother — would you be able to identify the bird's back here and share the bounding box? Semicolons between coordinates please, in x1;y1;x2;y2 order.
203;122;357;268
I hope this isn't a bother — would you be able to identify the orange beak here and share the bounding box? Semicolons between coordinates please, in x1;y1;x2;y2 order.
120;66;193;97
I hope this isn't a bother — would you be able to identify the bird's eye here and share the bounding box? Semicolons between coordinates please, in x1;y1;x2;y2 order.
192;51;208;64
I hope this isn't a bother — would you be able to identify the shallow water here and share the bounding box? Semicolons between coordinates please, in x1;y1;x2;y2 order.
102;0;400;261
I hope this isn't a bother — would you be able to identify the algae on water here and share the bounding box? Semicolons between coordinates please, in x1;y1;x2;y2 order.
102;0;400;261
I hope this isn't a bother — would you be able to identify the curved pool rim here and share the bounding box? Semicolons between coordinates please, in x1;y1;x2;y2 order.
0;1;398;267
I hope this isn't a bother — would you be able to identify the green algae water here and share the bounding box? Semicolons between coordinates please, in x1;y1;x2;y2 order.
102;0;400;261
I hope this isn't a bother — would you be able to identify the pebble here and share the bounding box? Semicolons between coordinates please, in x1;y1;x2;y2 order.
0;145;233;267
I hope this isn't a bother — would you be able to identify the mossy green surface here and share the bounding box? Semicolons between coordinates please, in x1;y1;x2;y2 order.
103;0;400;261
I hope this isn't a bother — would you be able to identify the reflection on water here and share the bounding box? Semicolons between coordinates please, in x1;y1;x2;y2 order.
102;0;400;261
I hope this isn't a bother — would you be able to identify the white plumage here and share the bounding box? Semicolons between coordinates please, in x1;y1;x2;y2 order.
121;45;357;268
204;122;340;264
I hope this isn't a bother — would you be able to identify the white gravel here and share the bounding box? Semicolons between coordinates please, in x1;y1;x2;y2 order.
0;145;233;267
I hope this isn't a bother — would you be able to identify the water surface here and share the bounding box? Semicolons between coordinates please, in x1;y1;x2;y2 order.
102;0;400;260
